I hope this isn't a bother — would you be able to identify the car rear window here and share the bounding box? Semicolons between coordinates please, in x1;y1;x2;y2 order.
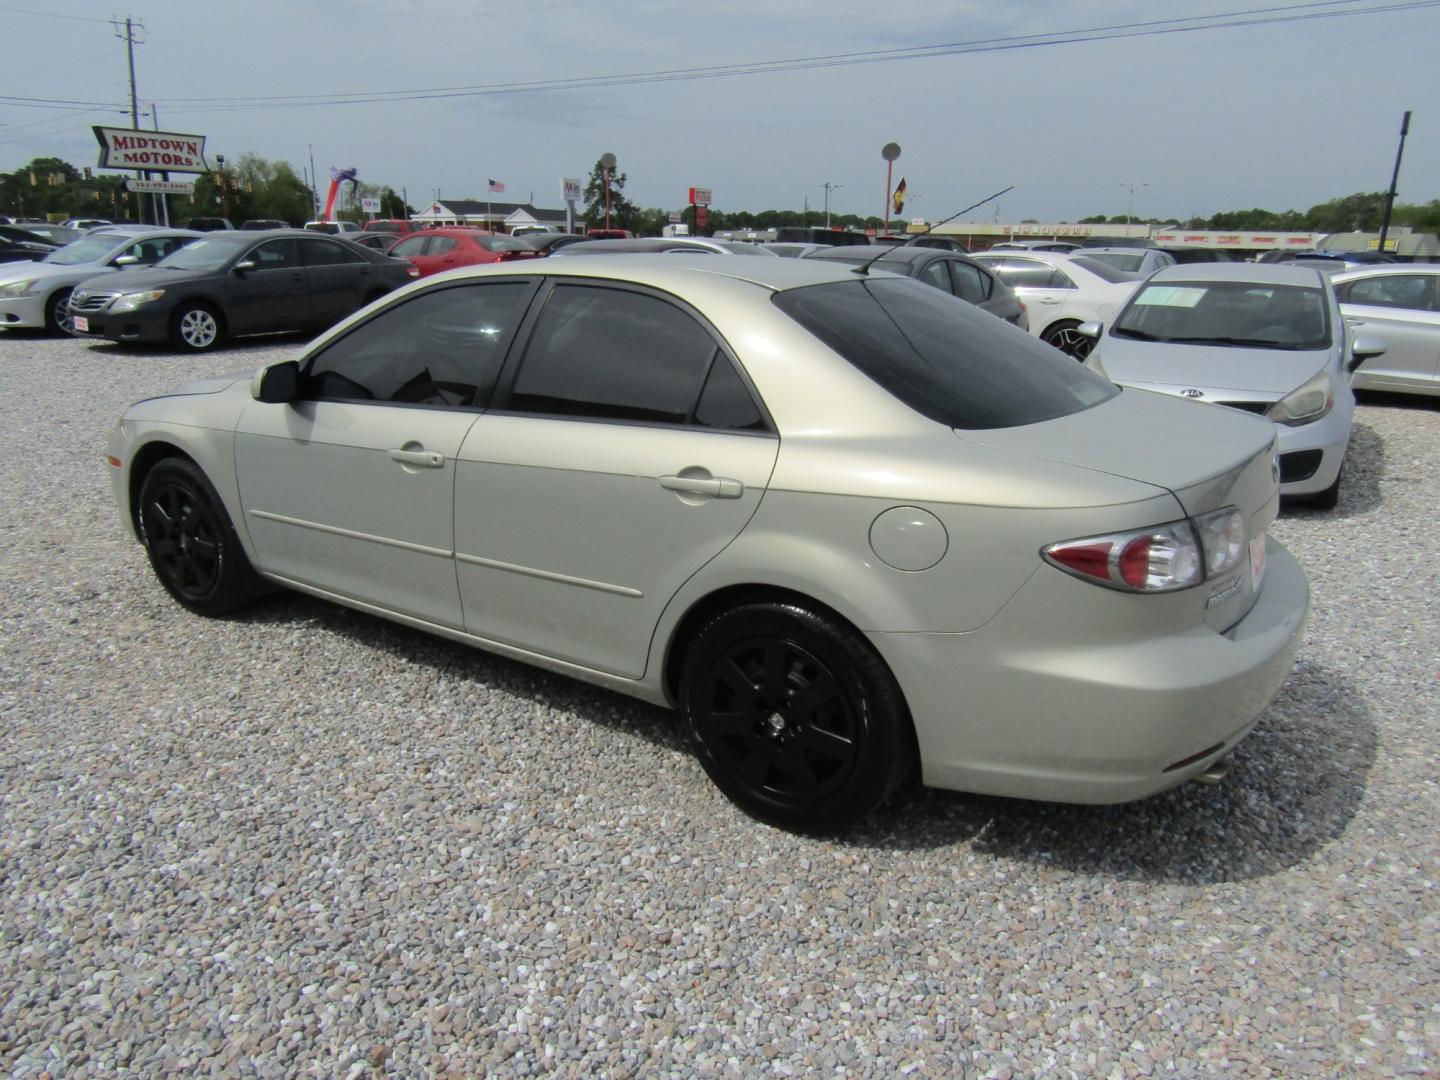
773;277;1116;429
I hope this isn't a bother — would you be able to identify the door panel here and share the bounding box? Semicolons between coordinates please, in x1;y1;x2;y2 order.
235;400;480;626
1343;303;1440;390
454;416;778;678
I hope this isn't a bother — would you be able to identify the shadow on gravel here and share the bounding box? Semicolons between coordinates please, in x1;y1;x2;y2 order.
76;331;314;357
848;659;1377;884
1279;419;1383;521
233;597;1376;884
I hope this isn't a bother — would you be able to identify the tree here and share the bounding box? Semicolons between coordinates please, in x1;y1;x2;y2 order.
1302;191;1388;233
582;157;639;232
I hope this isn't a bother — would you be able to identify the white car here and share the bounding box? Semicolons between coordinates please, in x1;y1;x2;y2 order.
1073;247;1177;278
1083;263;1386;508
106;256;1308;831
971;250;1140;358
1331;265;1440;397
0;226;200;334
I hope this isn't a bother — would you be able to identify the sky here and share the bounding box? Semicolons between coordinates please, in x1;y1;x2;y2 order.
3;0;1438;225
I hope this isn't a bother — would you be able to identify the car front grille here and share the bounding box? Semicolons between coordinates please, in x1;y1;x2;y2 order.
69;291;118;314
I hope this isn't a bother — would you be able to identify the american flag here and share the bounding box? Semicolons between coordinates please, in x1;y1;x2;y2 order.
488;178;505;194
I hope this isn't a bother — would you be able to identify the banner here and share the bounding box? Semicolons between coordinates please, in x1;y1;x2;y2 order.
93;126;209;173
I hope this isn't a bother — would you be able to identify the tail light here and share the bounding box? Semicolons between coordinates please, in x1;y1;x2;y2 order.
1043;506;1245;593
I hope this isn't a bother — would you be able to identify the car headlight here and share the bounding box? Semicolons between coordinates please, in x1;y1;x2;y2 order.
109;289;166;314
1265;370;1333;426
0;278;39;299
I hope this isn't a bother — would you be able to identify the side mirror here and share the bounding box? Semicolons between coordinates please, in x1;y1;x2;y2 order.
251;360;300;404
1349;335;1387;373
1076;321;1102;339
233;259;256;274
113;254;139;266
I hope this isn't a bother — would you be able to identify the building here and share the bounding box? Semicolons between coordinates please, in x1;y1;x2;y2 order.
409;199;574;233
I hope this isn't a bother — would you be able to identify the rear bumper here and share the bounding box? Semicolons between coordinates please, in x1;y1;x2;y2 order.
872;537;1309;804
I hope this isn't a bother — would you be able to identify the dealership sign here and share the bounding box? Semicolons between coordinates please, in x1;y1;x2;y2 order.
125;179;196;195
93;126;210;173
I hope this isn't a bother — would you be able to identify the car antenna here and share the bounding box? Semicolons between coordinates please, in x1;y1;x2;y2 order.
851;184;1015;276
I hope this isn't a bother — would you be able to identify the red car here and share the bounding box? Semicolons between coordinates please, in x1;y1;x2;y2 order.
389;228;535;278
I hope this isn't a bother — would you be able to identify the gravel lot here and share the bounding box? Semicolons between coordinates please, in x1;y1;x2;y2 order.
1;328;1436;1077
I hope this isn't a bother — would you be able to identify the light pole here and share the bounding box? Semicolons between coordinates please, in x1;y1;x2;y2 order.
822;181;843;228
1377;110;1413;255
882;143;901;233
1121;181;1149;232
600;152;617;231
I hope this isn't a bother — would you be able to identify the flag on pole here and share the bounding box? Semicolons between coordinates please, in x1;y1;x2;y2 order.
488;178;506;193
892;176;907;217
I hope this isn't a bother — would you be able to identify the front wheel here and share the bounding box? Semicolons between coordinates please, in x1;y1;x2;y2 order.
137;458;260;615
1042;319;1093;360
171;303;224;351
679;600;915;833
45;288;74;335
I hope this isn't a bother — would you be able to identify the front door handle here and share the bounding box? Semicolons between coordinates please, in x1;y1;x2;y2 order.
659;474;743;498
389;447;445;468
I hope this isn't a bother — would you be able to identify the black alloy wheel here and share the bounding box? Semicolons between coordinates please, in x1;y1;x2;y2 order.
680;601;914;833
1042;320;1094;361
137;458;259;615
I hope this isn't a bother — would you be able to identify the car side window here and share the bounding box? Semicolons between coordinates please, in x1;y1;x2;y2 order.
506;284;723;425
1047;267;1076;290
392;235;429;257
429;237;459;255
948;260;989;303
1341;274;1436;312
249;239;301;270
127;237;177;264
302;282;532;407
991;258;1063;290
301;238;365;266
918;261;952;293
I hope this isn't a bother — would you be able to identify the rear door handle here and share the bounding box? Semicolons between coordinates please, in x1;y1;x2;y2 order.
389;448;445;468
659;474;743;498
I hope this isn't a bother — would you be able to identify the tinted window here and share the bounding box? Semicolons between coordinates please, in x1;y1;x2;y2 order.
694;358;766;431
507;285;718;424
301;238;365;266
773;277;1116;430
1341;274;1436;312
304;283;531;406
918;261;952;292
127;235;189;264
948;260;990;303
249;239;300;270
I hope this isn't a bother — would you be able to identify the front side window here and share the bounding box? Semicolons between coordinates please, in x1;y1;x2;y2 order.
391;235;429;257
774;277;1116;430
1112;280;1332;349
1340;274;1436;312
127;235;190;264
506;285;723;424
301;238;365;266
303;282;532;407
429;237;459;255
249;239;301;270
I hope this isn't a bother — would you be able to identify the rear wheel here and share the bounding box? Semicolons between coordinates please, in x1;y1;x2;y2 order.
1042;319;1093;360
45;288;74;335
137;458;260;615
171;303;224;351
679;600;914;833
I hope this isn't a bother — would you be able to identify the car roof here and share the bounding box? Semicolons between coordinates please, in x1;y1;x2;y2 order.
428;252;880;294
1331;263;1440;282
1146;262;1328;287
1077;247;1156;256
93;225;203;238
808;244;944;264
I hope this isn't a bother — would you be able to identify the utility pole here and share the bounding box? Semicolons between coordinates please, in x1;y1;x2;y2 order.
1121;181;1149;232
1377;110;1413;256
822;181;843;228
308;144;320;219
113;16;146;222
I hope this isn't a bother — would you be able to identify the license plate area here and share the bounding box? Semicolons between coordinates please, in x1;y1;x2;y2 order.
73;315;89;332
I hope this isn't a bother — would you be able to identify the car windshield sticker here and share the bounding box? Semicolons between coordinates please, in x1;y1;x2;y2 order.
1134;286;1206;307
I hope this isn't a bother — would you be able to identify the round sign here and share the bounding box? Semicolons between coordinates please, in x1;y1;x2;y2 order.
881;142;902;162
600;152;617;169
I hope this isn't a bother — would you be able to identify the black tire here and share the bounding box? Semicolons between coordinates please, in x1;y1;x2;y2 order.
137;458;260;615
1041;319;1093;360
679;600;915;833
45;288;74;335
170;302;225;351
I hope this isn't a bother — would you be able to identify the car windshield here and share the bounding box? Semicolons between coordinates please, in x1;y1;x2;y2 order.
1111;280;1332;350
774;277;1116;429
1067;257;1136;283
41;232;127;265
156;236;247;271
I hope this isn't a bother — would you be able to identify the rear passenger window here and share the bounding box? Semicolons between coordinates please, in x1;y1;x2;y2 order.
949;260;989;303
506;285;733;426
695;358;766;431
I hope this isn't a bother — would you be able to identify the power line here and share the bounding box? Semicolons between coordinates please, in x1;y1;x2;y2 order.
138;0;1439;114
0;3;112;22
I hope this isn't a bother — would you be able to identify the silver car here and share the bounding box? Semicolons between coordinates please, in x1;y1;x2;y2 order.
0;226;200;334
1083;263;1386;508
107;256;1308;831
1332;264;1440;397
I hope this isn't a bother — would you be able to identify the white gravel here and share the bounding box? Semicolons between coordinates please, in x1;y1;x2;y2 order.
1;329;1437;1077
